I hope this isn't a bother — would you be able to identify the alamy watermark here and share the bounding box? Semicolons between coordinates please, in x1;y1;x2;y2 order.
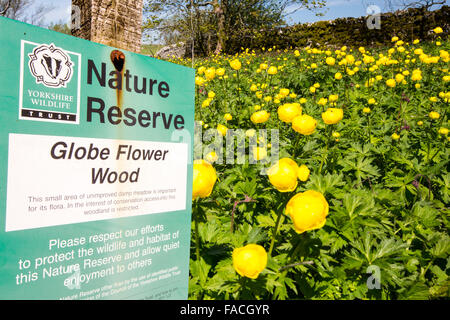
175;121;281;175
366;265;381;290
71;5;81;31
366;5;381;30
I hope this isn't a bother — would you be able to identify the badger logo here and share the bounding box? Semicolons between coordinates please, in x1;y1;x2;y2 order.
28;43;73;88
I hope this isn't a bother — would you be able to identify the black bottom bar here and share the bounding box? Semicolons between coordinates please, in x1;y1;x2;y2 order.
21;109;77;122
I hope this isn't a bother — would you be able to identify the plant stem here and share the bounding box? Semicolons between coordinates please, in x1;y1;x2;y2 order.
236;70;241;107
319;125;331;174
426;127;432;163
293;134;303;159
268;193;291;257
237;276;248;299
194;199;201;261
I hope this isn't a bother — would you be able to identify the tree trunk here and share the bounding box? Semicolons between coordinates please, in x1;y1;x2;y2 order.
214;0;225;54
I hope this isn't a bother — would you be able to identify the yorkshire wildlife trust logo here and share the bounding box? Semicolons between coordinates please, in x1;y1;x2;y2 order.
28;43;73;88
20;40;81;124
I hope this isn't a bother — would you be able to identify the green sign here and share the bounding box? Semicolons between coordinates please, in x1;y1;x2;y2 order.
0;17;195;300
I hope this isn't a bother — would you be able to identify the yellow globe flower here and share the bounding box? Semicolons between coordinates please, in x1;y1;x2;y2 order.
438;127;449;135
329;94;339;102
202;98;212;108
411;72;422;81
216;68;225;76
386;79;396;88
317;97;328;106
217;124;228;136
205;67;216;80
433;27;443;34
429;111;440;119
250;110;270;124
279;88;290;97
195;76;205;86
292;114;317;135
267;158;299;192
285;190;329;234
260;63;268;70
391;133;400;140
368;98;376;105
335;72;343;80
278;103;302;123
224;113;232;121
205;151;219;163
192;159;217;200
417;120;423;126
230;59;242;70
322;108;344;125
267;66;278;75
326;57;336;66
197;66;206;75
297;164;310;182
332;131;340;138
345;54;355;65
363;107;371;114
252;147;267;161
364;55;375;64
245;129;256;138
232;244;267;279
395;74;405;83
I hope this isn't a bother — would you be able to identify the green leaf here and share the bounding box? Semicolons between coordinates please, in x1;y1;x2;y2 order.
430;234;450;258
256;214;275;227
246;227;266;244
398;282;430;300
190;258;212;286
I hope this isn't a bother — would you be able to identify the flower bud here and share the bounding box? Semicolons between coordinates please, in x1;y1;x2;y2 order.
297;164;310;182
